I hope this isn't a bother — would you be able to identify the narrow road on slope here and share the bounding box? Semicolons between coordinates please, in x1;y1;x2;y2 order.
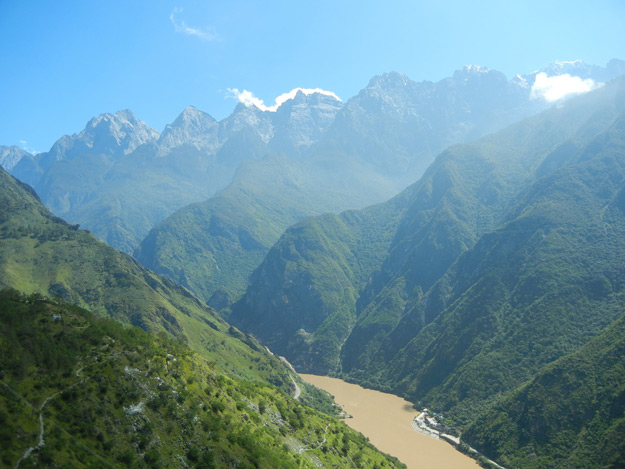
290;375;301;400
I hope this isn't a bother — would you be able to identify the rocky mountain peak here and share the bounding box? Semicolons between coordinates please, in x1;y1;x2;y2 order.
366;71;413;90
538;59;593;78
286;88;342;106
516;59;625;103
274;89;343;117
158;106;219;153
268;89;343;153
223;102;274;143
0;145;33;171
47;109;159;161
449;65;511;89
85;109;159;143
523;58;625;85
452;64;501;80
171;105;217;128
344;72;424;123
460;64;490;74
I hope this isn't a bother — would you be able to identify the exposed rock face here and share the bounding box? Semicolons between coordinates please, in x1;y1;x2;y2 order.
44;109;160;164
531;58;625;82
221;103;275;144
158;92;343;160
269;90;344;155
325;67;543;187
28;111;160;217
231;76;625;394
0;145;33;171
4;60;623;259
157;105;219;154
136;61;625;304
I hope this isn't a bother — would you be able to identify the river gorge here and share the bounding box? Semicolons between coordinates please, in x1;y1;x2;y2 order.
300;375;479;469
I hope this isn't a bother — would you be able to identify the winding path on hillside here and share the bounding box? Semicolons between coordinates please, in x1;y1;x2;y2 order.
14;379;87;468
290;375;301;400
11;336;118;468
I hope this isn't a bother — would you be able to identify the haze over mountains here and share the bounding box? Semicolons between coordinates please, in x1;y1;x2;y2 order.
231;71;625;368
230;71;625;466
0;164;408;467
5;60;622;308
2;59;625;467
3;61;617;242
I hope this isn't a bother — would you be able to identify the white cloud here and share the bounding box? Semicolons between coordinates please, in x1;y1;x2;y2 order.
227;89;268;110
227;88;341;112
170;7;218;42
18;140;40;155
530;72;602;102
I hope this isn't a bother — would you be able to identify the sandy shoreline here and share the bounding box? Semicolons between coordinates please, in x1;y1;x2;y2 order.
300;374;479;469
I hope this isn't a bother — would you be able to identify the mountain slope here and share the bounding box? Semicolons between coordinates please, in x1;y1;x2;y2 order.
320;68;539;189
373;113;625;423
34;110;160;216
0;146;33;172
232;77;625;382
0;166;406;465
134;153;331;306
3;61;622;257
0;289;404;468
0;166;296;388
344;85;625;423
462;310;625;468
12;93;343;254
228;186;418;372
341;79;625;381
137;65;559;304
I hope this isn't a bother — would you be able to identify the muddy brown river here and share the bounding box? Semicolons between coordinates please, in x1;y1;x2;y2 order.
300;374;479;469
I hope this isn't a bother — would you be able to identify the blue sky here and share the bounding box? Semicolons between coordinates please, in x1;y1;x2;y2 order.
1;0;624;153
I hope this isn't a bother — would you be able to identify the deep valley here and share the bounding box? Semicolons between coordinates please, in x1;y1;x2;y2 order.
2;57;625;468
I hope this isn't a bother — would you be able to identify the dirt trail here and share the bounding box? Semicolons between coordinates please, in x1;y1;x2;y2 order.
14;378;86;468
289;375;301;400
13;337;116;468
300;374;479;469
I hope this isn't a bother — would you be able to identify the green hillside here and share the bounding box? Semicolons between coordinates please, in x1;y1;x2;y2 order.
227;79;625;469
229;186;417;373
134;154;330;307
463;311;625;468
0;289;404;468
0;166;408;467
134;68;548;308
371;113;625;424
342;78;625;383
232;78;625;389
0;166;296;390
62;143;223;254
135;149;401;307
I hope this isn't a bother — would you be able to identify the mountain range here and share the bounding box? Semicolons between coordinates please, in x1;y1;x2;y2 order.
3;58;625;467
0;165;404;468
0;165;291;386
2;91;344;255
5;61;622;306
134;60;625;306
230;74;625;466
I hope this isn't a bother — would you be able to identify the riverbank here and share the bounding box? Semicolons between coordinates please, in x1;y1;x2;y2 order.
300;374;479;469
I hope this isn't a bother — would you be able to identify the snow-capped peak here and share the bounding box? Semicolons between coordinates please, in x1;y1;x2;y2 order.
228;87;341;112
